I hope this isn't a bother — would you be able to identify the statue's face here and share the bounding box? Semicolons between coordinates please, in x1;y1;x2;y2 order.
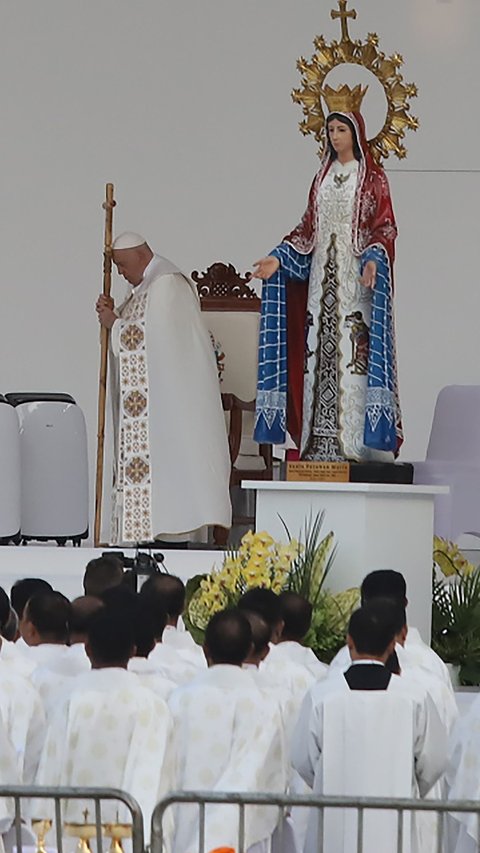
327;118;354;160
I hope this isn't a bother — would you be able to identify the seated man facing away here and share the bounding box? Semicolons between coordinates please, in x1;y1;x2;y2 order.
68;595;105;663
238;587;324;705
168;609;288;853
292;601;448;853
139;573;204;665
330;569;452;688
83;555;124;597
268;591;328;678
128;598;177;699
34;607;175;832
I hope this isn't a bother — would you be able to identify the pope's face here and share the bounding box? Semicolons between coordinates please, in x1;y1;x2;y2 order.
112;248;145;287
328;119;354;159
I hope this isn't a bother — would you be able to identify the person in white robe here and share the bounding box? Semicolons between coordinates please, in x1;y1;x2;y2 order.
68;595;105;667
82;554;124;596
139;574;206;669
127;597;178;699
267;592;329;680
168;609;288;853
329;569;452;689
19;592;89;717
96;232;231;544
34;607;175;835
0;655;46;784
443;690;480;853
292;602;448;853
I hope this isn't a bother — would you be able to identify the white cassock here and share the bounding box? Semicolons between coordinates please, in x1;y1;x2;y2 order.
34;667;176;834
109;254;231;543
26;644;90;720
266;641;328;681
0;660;46;784
148;641;201;685
330;629;453;690
292;666;448;853
162;625;207;669
0;715;22;833
128;656;177;699
168;664;288;853
445;692;480;853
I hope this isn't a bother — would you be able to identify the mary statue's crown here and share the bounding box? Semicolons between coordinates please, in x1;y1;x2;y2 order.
320;83;368;114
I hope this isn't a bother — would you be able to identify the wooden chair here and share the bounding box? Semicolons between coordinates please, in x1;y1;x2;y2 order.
192;263;273;542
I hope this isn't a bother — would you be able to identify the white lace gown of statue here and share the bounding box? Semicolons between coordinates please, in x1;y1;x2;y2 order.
301;158;374;462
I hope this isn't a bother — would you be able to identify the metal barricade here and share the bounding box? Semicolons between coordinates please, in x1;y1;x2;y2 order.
0;786;144;853
151;790;480;853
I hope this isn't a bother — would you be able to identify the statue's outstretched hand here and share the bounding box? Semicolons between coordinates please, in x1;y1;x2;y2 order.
360;261;377;289
252;256;280;280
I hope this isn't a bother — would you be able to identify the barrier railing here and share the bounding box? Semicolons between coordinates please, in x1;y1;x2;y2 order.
151;790;480;853
0;786;143;853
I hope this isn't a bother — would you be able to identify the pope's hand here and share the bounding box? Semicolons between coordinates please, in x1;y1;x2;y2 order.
252;256;280;280
360;261;377;289
96;294;114;311
97;305;118;329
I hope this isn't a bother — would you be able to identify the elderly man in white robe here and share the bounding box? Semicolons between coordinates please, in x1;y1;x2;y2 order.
96;232;231;544
292;602;448;853
34;607;175;834
168;609;288;853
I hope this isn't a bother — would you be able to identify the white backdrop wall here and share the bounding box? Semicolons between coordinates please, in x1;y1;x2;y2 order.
1;0;478;534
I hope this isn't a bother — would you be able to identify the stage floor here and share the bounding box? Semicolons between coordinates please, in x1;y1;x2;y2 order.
0;545;222;600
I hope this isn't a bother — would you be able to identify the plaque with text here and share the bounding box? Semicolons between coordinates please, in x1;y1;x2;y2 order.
286;461;350;483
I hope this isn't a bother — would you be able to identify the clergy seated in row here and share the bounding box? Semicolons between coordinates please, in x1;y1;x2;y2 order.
34;607;175;833
292;602;448;853
330;569;453;689
168;609;288;853
68;594;105;664
238;588;325;706
83;553;124;597
6;577;54;673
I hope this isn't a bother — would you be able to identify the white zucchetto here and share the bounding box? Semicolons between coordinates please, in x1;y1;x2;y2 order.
112;232;147;250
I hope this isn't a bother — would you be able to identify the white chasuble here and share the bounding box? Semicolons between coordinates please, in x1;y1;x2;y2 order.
109;255;231;544
33;668;176;833
0;661;46;784
168;664;289;853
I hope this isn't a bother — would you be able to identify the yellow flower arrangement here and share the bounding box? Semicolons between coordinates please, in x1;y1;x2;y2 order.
187;530;301;631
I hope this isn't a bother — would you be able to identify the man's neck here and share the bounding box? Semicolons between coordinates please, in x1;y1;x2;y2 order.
350;652;386;664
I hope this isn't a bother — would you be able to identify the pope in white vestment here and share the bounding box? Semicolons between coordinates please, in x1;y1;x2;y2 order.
97;232;231;544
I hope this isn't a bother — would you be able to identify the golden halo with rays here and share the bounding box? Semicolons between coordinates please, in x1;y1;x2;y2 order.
291;0;419;163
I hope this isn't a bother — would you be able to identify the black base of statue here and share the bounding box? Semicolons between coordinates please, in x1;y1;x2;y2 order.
348;461;414;484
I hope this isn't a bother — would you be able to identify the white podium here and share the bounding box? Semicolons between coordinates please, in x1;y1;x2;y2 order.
242;481;449;643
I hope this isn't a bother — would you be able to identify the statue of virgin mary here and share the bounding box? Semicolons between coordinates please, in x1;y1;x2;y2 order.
253;86;402;463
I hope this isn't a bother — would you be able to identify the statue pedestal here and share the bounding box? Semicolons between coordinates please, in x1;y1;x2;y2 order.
242;480;448;642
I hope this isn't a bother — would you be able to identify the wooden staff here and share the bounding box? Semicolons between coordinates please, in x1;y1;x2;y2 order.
94;183;116;546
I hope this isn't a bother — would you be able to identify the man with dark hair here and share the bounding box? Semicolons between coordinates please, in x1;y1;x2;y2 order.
238;587;284;642
35;606;175;829
239;587;323;706
267;591;327;679
10;578;53;620
293;600;448;853
241;611;271;667
69;596;105;646
331;569;452;689
128;599;177;700
168;608;288;853
83;555;124;598
140;575;205;678
203;609;252;666
20;592;89;717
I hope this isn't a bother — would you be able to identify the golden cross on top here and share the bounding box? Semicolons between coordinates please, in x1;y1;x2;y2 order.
331;0;357;41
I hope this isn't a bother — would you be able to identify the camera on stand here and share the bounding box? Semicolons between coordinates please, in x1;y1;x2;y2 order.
102;544;166;592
